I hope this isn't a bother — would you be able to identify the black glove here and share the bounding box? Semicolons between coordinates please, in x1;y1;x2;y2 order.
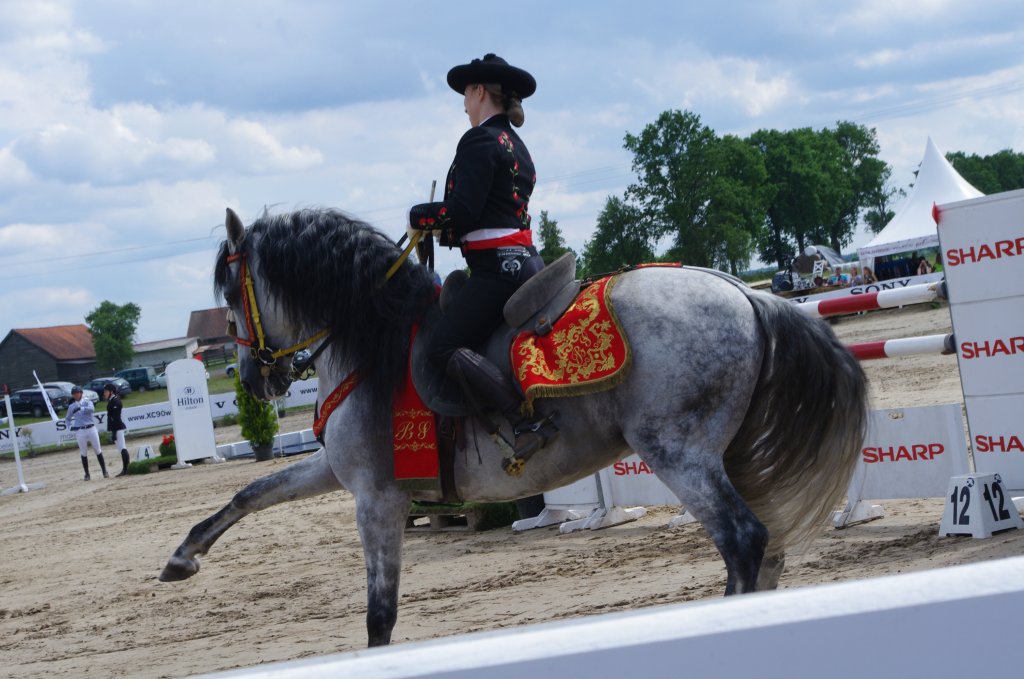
408;202;450;230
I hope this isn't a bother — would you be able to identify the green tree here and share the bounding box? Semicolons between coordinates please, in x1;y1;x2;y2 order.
579;196;653;277
234;371;279;461
947;149;1024;194
624;110;719;267
822;121;893;251
536;210;575;265
749;127;830;267
704;134;771;274
749;123;894;264
747;128;795;268
85;301;141;371
864;169;905;234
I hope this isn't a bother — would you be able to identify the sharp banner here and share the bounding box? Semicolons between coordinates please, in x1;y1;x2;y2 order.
937;187;1024;491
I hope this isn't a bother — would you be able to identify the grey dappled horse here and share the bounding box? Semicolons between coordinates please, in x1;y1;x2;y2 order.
161;207;868;647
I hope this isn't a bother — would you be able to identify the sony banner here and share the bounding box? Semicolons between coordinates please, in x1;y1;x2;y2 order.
937;187;1024;491
786;271;944;306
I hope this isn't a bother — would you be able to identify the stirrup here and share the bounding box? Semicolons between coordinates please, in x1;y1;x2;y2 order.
501;413;559;477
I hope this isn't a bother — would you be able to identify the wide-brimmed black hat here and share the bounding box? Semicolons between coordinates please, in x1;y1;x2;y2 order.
447;54;536;99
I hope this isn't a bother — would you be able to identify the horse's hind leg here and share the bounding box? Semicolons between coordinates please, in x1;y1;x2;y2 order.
677;464;768;594
634;437;768;594
160;448;342;581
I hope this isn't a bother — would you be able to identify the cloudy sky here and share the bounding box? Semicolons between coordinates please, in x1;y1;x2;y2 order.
1;0;1022;344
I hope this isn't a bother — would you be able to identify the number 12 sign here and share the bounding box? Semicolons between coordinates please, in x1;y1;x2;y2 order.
940;473;1023;538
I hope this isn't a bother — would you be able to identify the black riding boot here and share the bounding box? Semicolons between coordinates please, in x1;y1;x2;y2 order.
81;456;91;481
117;449;130;476
97;453;109;478
446;348;559;473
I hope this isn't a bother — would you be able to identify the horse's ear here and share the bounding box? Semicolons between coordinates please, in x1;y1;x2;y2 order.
225;208;245;250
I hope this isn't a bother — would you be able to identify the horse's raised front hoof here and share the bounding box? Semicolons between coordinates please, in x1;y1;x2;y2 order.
159;555;200;581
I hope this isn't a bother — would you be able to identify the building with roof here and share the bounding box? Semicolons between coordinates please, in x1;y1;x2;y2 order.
131;337;200;370
0;324;97;390
186;307;234;362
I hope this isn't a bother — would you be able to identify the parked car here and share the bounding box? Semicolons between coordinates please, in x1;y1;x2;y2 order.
83;377;132;400
0;388;71;418
43;381;100;404
115;366;160;392
156;366;210;388
225;362;238;377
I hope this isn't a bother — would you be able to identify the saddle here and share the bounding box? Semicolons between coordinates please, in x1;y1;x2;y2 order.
411;252;579;417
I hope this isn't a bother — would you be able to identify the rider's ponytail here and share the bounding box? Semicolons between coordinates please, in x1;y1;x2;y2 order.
485;84;525;127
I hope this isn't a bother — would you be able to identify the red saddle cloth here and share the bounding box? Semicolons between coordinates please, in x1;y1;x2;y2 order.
313;274;634;489
511;274;632;414
390;339;441;491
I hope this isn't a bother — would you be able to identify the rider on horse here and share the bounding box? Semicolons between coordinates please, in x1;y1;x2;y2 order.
407;54;558;458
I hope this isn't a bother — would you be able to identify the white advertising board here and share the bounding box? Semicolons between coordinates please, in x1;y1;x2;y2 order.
847;404;969;504
937;187;1024;490
542;408;969;530
207;378;319;418
950;296;1024;396
0;378;321;454
598;454;681;506
167;359;218;463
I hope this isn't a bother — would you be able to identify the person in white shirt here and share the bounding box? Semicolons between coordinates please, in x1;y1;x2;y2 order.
66;386;107;480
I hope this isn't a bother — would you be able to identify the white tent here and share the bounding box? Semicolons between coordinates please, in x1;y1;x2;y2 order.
858;137;983;264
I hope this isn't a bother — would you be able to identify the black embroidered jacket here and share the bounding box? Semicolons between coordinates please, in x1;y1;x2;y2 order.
409;114;536;248
106;394;126;432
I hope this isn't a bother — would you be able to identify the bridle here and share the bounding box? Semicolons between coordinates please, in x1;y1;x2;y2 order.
225;252;329;379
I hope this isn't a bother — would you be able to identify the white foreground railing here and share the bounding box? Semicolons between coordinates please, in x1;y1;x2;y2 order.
195;555;1024;679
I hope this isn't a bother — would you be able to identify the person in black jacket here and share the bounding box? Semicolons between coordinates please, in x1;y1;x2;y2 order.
104;383;130;476
408;53;557;459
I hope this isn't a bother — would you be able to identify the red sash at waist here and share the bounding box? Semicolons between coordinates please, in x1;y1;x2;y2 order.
462;229;533;251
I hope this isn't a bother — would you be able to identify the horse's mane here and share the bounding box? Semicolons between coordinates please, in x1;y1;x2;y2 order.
214;208;436;428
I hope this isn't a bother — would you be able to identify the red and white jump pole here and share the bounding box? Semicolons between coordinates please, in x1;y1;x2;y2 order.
797;281;946;319
847;333;956;361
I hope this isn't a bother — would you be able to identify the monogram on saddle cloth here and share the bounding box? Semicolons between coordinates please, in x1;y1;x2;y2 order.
313;254;635;491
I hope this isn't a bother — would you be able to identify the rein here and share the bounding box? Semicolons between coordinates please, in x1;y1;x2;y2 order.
226;252;329;378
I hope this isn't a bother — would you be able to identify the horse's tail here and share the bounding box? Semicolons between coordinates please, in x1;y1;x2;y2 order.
723;291;868;556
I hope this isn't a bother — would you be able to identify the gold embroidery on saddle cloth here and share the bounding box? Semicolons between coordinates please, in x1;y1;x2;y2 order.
512;275;632;413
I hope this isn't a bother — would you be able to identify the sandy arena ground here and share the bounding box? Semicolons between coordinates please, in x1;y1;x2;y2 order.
2;301;1023;678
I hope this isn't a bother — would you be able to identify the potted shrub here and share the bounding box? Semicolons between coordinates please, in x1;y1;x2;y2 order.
159;434;176;459
234;372;278;461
